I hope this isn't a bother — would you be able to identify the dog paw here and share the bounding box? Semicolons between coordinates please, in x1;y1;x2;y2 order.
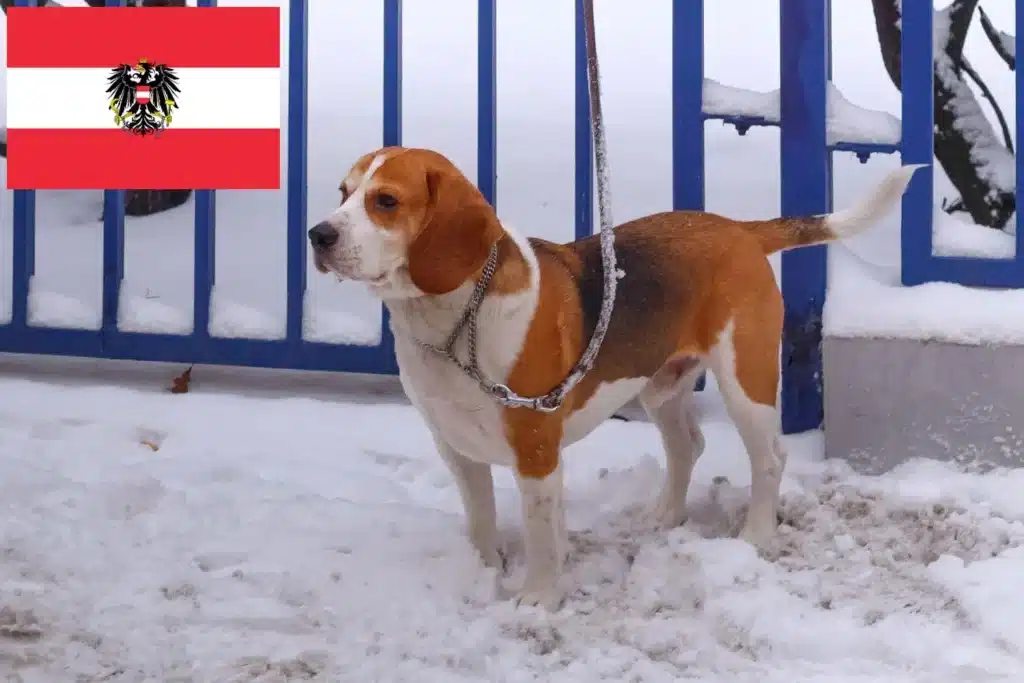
514;584;566;612
738;521;778;552
643;490;688;531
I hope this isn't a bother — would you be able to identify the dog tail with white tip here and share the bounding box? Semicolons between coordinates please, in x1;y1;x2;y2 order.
745;164;926;255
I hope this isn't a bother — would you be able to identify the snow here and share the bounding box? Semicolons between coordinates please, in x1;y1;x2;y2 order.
1;376;1023;681
825;82;901;146
827;201;1024;345
701;80;902;146
29;287;100;330
702;78;779;122
826;247;1024;345
933;211;1017;259
303;288;382;346
119;293;192;335
209;289;284;340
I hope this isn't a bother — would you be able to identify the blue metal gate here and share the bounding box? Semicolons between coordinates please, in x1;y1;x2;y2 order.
2;0;1021;435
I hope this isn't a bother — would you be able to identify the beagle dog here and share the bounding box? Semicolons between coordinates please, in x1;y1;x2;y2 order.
308;146;920;610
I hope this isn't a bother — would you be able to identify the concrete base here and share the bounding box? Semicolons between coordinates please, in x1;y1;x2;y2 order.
824;337;1024;474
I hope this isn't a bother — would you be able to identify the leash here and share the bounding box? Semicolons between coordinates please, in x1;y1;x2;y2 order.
419;0;618;413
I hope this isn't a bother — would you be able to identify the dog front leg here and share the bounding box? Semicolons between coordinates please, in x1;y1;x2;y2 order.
514;459;568;611
434;436;502;569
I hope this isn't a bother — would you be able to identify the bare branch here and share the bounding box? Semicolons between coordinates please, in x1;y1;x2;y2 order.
946;0;981;61
961;57;1014;153
870;0;903;88
942;196;967;215
978;7;1016;70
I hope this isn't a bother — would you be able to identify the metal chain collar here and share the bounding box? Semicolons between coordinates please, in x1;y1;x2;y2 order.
416;0;617;414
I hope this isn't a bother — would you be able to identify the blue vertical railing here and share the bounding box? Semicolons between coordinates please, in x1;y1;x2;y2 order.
285;0;307;348
672;0;709;394
477;0;497;207
778;0;832;433
573;0;593;243
101;0;127;354
378;0;403;369
2;0;1022;432
673;0;704;214
899;0;934;288
10;181;33;332
192;0;217;347
10;0;36;333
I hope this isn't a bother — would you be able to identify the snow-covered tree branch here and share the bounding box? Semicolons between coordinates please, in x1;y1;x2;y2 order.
979;7;1015;71
871;0;1016;233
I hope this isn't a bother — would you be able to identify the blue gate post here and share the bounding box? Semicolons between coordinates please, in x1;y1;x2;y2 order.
10;190;35;331
101;189;125;339
286;0;308;346
383;0;402;151
672;0;704;213
194;0;218;343
477;0;497;206
573;0;593;241
9;0;38;333
1019;0;1024;269
8;1;38;337
779;0;831;433
899;0;933;287
1018;1;1023;269
377;0;402;370
193;186;215;342
672;0;705;391
102;0;127;346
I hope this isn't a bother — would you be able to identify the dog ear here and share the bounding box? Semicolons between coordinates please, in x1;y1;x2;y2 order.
407;167;502;296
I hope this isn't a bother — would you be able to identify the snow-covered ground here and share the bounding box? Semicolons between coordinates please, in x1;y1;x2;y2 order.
1;374;1023;681
2;0;1024;680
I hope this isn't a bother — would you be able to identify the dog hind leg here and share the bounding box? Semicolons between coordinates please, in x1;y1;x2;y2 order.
639;355;707;530
709;318;788;548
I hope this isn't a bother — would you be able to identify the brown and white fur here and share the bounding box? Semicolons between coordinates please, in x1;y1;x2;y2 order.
308;147;922;610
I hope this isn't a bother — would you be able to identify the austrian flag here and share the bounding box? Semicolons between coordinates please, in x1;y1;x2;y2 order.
5;6;281;190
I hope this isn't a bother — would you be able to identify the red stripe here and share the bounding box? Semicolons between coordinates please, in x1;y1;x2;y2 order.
7;7;280;68
6;129;280;190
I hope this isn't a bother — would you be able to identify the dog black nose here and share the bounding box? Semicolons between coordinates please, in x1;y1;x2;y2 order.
308;222;339;250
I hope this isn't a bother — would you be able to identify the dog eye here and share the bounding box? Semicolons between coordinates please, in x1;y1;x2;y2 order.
339;186;350;204
375;193;399;210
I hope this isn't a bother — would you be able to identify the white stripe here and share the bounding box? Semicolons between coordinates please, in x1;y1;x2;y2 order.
6;68;281;130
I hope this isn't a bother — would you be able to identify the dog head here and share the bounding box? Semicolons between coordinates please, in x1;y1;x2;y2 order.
308;146;504;300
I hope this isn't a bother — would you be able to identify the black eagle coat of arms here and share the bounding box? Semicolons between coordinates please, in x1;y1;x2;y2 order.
106;59;181;136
